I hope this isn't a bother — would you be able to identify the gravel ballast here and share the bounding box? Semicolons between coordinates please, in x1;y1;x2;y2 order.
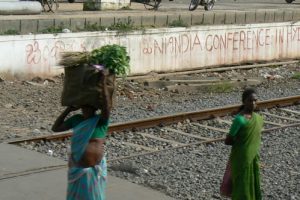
1;63;300;199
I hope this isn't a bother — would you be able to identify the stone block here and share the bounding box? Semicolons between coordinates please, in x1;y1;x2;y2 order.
37;19;54;33
85;17;101;27
245;11;256;24
214;12;225;25
235;12;246;24
55;18;71;29
265;10;275;22
100;16;115;27
70;18;86;31
21;19;38;34
167;14;180;26
255;10;266;23
115;16;128;25
179;13;192;26
274;10;284;22
225;12;235;24
0;20;20;34
292;10;300;21
284;10;293;21
191;13;203;25
154;15;167;27
142;15;155;27
128;16;142;27
203;12;214;25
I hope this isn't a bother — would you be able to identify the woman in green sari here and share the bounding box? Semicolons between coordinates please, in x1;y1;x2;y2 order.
224;88;264;200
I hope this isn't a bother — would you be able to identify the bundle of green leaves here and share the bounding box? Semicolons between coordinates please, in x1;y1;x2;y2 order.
89;44;130;76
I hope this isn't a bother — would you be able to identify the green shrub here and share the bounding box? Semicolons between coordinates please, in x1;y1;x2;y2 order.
1;29;19;35
89;44;130;76
108;18;135;32
85;23;106;31
169;19;188;27
41;26;63;34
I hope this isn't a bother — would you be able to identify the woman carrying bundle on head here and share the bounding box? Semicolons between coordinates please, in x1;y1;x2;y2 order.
221;88;264;200
52;69;110;200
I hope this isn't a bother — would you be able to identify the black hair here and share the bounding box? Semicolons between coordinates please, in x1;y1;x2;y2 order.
239;88;257;111
242;88;256;103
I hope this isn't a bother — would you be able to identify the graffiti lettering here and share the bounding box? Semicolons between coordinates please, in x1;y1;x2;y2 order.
51;41;65;59
141;27;299;56
239;31;246;50
26;41;41;64
205;35;213;51
143;47;153;54
192;34;202;50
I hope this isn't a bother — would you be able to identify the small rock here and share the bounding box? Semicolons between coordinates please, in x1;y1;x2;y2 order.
171;89;179;93
44;78;56;83
31;76;43;83
43;80;49;85
32;129;41;135
62;28;71;33
47;150;53;156
4;104;13;109
146;105;155;111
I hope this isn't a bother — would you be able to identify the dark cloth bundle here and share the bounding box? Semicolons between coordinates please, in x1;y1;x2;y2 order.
61;63;116;109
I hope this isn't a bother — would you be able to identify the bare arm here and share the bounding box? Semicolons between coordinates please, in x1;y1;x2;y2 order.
52;107;77;132
100;71;111;121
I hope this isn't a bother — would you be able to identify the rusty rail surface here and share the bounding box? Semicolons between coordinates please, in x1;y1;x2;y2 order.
7;95;300;144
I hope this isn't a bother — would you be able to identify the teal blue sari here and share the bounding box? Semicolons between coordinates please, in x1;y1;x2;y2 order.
67;115;107;200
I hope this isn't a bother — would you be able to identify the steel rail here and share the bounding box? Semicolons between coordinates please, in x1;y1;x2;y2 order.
7;95;300;144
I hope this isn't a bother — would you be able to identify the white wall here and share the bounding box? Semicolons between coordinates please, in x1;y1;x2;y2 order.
0;22;299;77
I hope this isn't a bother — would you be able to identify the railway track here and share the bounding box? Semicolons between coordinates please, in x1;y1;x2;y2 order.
1;95;299;181
7;95;300;144
10;95;300;154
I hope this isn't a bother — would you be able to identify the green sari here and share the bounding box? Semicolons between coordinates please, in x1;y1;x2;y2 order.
229;112;264;200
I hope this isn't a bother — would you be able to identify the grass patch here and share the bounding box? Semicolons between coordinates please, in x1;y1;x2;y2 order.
109;18;135;32
168;19;188;27
84;23;106;31
206;82;234;93
292;72;300;80
41;26;64;34
108;18;144;33
1;29;19;35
